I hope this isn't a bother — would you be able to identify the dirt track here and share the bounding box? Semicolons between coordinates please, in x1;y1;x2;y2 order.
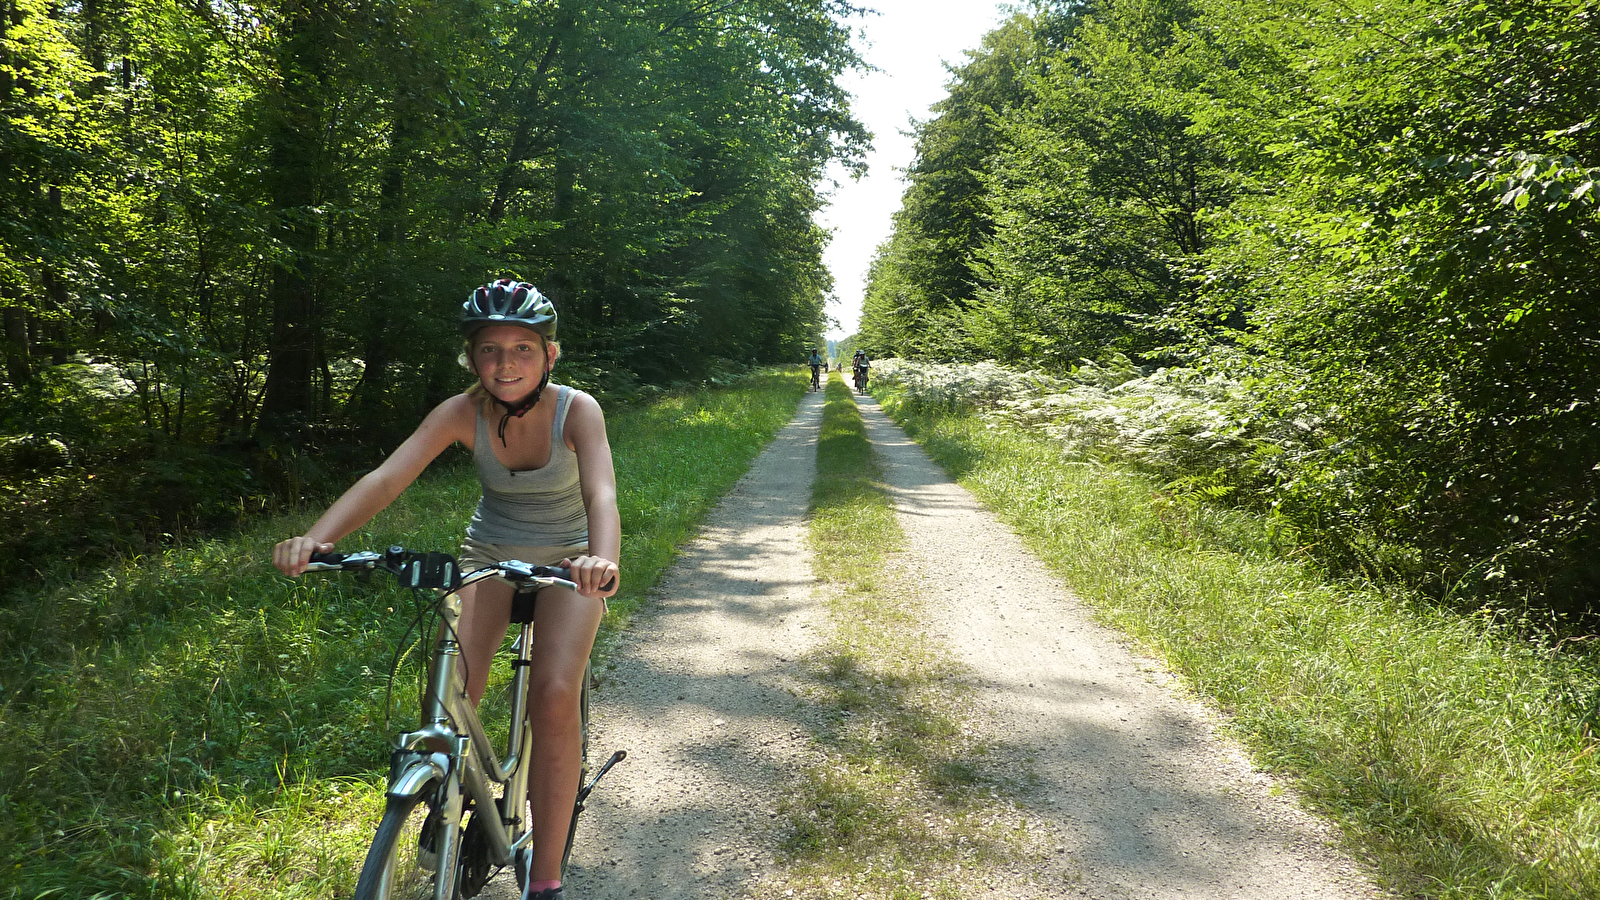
486;387;1387;899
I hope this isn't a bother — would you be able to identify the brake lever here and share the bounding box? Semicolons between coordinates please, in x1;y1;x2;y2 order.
306;550;383;571
496;560;579;592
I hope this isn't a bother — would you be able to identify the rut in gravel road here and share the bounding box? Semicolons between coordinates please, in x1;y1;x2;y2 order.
485;387;1389;900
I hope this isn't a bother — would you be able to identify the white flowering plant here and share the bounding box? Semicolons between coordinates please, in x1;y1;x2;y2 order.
873;356;1328;502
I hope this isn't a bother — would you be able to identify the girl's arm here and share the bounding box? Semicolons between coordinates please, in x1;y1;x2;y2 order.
273;394;476;576
564;390;621;599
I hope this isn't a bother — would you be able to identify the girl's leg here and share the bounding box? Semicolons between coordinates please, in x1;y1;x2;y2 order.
525;586;605;882
454;577;514;704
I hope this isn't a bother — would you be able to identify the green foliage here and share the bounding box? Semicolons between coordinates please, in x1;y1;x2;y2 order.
860;0;1600;614
0;0;867;576
1213;0;1600;612
856;9;1071;361
973;0;1265;366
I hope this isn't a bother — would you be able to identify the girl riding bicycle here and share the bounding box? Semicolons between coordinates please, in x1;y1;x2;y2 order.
273;280;620;900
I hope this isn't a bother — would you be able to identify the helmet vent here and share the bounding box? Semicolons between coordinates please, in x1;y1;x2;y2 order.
461;280;556;339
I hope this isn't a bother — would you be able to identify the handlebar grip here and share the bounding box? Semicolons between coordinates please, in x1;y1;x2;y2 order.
537;566;617;592
308;551;346;565
501;562;615;593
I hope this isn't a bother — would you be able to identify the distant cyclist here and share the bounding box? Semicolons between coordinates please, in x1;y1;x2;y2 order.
807;347;824;391
851;349;871;393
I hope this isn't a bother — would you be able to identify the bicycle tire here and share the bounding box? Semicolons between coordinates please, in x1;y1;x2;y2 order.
354;785;464;900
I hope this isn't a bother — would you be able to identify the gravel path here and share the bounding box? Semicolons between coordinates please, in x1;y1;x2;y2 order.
486;388;1387;900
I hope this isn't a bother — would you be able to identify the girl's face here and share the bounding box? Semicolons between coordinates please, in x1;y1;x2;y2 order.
470;324;552;400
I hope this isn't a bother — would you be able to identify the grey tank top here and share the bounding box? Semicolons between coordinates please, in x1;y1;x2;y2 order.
465;385;589;548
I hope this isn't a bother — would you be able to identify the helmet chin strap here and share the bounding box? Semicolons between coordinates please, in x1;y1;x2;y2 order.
495;370;552;447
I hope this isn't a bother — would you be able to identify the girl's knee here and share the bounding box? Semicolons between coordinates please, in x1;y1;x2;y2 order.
528;676;582;727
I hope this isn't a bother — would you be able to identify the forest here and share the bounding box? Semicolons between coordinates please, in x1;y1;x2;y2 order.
0;0;865;578
858;0;1600;617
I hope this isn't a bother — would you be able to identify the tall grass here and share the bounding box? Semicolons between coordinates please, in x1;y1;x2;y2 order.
0;369;805;900
877;390;1600;900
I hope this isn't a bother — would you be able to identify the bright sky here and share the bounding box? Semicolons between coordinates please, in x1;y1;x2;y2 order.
819;0;1014;341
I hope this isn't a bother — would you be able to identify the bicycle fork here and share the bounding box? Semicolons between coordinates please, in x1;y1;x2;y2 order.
383;738;468;899
386;624;476;898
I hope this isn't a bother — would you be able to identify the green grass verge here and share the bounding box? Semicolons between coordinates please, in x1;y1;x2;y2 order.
0;369;806;900
876;392;1600;900
763;373;1050;900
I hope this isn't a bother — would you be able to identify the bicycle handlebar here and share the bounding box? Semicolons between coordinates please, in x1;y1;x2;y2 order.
306;546;596;593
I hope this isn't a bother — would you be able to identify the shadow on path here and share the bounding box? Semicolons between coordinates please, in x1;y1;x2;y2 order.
850;392;1385;900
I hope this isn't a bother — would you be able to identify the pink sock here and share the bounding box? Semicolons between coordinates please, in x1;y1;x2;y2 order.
526;880;561;892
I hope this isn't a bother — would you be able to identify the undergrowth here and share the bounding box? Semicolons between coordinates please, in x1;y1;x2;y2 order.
872;356;1600;620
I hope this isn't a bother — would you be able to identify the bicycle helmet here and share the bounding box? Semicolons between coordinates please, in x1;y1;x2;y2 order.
461;279;557;340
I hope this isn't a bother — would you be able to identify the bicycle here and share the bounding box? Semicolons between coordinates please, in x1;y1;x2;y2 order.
810;364;822;392
306;546;626;900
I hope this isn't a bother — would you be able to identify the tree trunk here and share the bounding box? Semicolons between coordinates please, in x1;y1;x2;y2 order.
42;187;69;365
485;23;568;223
2;303;30;386
1;2;31;386
257;1;331;431
349;116;413;430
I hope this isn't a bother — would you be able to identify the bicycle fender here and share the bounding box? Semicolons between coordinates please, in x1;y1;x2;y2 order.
387;750;451;799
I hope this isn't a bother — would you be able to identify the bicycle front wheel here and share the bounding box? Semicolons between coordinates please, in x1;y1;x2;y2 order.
354;787;462;900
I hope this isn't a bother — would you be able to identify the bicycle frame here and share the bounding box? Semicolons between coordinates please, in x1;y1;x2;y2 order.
375;567;536;899
312;548;624;900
